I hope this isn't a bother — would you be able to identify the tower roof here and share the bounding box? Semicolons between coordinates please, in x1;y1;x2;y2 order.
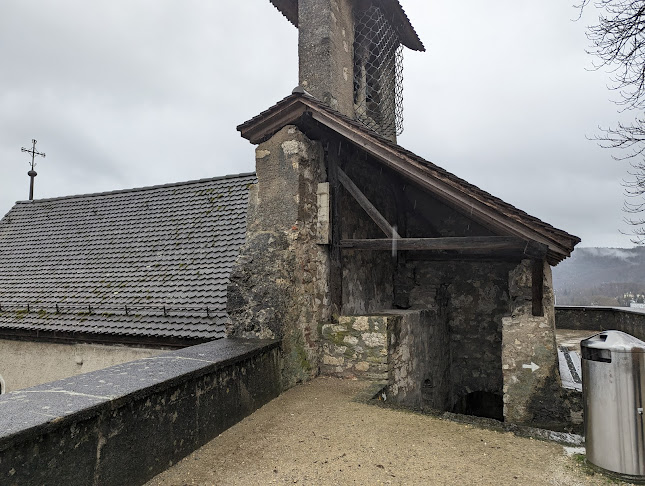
269;0;425;51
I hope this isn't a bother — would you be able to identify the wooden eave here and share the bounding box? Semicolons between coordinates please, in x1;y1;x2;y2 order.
237;94;580;265
268;0;425;52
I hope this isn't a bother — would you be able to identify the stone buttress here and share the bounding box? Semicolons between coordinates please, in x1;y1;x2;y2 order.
227;126;331;388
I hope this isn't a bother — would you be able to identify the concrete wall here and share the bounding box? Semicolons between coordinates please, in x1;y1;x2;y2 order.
0;339;280;486
0;339;163;392
227;126;331;388
555;306;645;340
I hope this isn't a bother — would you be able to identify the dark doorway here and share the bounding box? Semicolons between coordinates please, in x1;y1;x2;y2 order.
452;391;503;421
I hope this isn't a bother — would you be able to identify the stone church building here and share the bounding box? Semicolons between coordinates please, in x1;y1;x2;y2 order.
0;0;579;430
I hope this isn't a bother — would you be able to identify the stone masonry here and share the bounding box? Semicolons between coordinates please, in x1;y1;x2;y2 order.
320;315;389;380
298;0;355;118
502;260;568;428
227;126;331;389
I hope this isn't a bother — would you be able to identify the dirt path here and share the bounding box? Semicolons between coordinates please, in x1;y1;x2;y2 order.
146;377;609;486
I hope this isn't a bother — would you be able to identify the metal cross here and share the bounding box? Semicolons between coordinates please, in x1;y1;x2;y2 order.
21;139;45;200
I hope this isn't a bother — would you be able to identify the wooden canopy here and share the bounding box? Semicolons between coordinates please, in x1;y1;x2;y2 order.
238;90;580;265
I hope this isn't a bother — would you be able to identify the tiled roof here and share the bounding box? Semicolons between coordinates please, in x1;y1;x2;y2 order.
237;91;580;264
0;173;256;342
269;0;425;52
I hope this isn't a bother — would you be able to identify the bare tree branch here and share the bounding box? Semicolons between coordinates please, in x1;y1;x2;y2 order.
579;0;645;242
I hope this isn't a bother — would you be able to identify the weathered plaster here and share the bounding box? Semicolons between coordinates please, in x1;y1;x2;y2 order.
0;339;162;392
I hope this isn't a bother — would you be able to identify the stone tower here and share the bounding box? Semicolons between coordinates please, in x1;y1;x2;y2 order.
270;0;424;141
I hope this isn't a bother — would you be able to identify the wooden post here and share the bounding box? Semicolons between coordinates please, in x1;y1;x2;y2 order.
532;260;544;317
328;140;343;319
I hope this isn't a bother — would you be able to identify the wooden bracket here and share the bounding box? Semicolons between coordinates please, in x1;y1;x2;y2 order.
337;167;401;239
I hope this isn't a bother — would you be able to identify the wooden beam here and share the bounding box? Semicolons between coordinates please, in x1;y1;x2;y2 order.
532;260;545;317
328;141;343;318
340;236;548;257
337;166;401;239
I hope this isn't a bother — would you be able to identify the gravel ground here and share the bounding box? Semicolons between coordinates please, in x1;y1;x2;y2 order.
146;377;614;486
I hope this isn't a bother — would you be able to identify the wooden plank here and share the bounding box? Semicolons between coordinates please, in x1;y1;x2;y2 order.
340;236;530;252
337;167;401;239
316;182;330;244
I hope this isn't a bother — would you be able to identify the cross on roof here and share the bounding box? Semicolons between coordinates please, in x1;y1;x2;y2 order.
21;139;45;171
21;139;45;200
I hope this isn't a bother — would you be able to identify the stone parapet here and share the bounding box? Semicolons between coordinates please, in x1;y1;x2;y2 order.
555;306;645;340
0;339;280;486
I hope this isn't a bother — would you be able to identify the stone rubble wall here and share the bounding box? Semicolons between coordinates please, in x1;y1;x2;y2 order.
227;126;331;389
502;260;572;429
386;309;450;409
393;260;513;412
338;149;398;316
320;315;389;380
319;309;451;412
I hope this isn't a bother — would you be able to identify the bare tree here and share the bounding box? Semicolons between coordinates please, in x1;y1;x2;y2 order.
578;0;645;241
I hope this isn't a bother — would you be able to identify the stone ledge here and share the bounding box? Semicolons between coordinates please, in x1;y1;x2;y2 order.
0;338;281;486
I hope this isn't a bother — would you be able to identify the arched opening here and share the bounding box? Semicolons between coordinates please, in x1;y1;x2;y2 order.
452;391;503;421
0;374;5;394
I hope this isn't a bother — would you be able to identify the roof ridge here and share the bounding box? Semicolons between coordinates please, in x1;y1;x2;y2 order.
14;172;257;205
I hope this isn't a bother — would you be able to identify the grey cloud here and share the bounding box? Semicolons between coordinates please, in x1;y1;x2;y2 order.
0;0;638;249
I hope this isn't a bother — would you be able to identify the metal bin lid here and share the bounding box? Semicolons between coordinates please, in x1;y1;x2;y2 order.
581;330;645;353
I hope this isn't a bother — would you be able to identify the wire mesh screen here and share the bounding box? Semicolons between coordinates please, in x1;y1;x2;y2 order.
353;5;404;139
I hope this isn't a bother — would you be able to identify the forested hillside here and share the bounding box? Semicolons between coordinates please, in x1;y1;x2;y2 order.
552;247;645;306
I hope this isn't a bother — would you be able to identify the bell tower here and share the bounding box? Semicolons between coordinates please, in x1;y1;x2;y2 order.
269;0;424;141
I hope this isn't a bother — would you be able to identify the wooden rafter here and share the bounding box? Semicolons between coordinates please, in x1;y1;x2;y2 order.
337;167;401;239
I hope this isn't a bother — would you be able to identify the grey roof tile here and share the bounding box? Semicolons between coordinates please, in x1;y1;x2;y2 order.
0;173;256;341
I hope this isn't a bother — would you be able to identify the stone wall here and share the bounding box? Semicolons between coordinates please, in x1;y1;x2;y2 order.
319;309;449;411
502;260;569;429
386;309;450;410
393;260;513;417
0;339;163;392
555;306;645;340
227;126;331;389
320;315;389;380
339;150;397;315
298;0;355;118
0;339;280;486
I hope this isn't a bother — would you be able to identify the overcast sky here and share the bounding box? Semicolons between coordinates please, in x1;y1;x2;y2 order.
0;1;638;248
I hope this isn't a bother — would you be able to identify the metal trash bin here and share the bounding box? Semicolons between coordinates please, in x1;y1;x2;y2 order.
582;330;645;481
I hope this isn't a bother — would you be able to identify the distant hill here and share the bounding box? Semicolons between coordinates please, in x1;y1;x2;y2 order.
552;247;645;306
